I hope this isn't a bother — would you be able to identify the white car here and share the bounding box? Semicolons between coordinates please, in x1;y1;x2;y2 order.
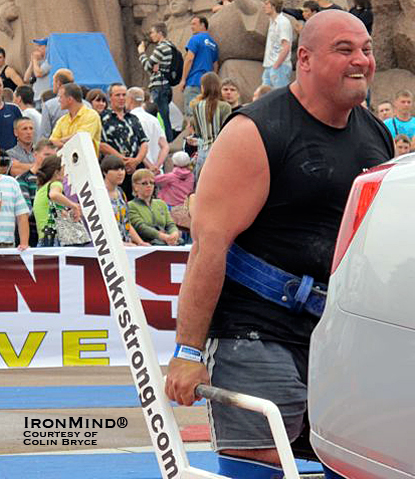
309;154;415;479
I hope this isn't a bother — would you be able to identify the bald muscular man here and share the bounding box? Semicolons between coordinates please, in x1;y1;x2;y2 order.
166;10;393;479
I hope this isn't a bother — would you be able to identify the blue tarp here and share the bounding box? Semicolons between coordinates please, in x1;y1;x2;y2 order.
46;32;123;92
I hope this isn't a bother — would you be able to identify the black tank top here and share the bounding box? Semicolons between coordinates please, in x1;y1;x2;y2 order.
210;86;394;345
0;65;18;91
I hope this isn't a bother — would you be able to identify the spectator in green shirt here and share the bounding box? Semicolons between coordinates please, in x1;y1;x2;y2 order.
128;168;181;245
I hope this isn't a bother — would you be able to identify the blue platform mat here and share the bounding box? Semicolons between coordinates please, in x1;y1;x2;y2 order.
0;452;323;478
0;386;206;410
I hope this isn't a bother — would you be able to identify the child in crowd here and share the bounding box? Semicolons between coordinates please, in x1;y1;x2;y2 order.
101;155;150;247
129;168;181;246
155;151;194;207
394;134;411;157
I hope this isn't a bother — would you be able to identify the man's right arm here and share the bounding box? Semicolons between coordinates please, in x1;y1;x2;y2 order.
32;57;49;78
165;115;270;406
23;59;33;83
99;142;124;159
10;161;32;177
155;135;169;169
100;122;125;159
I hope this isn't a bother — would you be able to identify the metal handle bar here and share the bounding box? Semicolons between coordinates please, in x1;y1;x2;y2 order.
195;384;300;479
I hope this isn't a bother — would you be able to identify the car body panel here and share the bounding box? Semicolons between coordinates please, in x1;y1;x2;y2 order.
309;155;415;478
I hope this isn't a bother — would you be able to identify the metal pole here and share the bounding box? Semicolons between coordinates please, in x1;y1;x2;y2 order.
196;385;300;479
61;133;299;479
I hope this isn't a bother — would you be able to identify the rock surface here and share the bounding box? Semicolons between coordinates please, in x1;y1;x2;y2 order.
0;0;414;111
0;0;126;80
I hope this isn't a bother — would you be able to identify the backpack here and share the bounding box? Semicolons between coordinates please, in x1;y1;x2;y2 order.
165;42;184;87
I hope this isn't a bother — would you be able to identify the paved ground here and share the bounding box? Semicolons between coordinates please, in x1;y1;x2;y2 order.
0;367;325;478
0;366;209;455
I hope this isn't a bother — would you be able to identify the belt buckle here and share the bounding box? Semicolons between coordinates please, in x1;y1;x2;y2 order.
285;275;315;314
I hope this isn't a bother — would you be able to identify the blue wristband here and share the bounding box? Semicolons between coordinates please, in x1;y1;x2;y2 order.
174;344;203;363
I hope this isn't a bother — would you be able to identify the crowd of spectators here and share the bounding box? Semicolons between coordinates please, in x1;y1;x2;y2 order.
0;1;413;251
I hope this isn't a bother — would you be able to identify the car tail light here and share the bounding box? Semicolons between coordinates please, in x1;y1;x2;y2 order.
331;163;395;273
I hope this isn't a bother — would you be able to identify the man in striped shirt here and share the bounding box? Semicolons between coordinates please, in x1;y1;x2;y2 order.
138;22;174;143
0;150;29;249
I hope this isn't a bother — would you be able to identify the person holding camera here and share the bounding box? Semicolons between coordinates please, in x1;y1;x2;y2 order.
23;38;51;111
0;150;29;250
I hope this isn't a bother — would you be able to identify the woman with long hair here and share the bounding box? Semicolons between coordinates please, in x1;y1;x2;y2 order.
191;72;232;181
33;155;81;246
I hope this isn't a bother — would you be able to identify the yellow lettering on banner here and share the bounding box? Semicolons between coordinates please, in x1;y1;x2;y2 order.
62;330;110;366
0;332;46;367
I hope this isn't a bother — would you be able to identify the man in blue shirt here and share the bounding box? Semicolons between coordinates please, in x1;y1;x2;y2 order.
0;77;22;150
384;90;415;150
179;16;219;117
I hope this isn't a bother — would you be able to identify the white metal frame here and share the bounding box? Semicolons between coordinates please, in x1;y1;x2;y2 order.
61;133;299;479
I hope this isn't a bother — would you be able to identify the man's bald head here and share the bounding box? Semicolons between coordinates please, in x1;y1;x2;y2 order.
53;68;74;93
299;10;369;50
127;87;145;102
293;8;375;126
126;87;145;111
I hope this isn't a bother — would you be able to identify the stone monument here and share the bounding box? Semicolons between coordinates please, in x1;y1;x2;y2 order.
0;0;414;110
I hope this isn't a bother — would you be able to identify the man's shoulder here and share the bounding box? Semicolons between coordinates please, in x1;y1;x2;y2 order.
278;13;292;26
125;111;142;125
354;105;386;127
131;107;150;121
186;34;199;49
201;32;217;48
101;108;116;123
391;116;415;127
0;174;19;187
40;59;51;71
132;108;161;127
321;3;343;10
352;106;394;153
188;32;210;47
2;102;21;116
45;96;59;109
80;105;100;119
158;40;174;52
4;102;21;112
238;87;290;116
17;169;35;183
24;107;42;120
16;170;28;181
6;144;19;155
54;112;70;127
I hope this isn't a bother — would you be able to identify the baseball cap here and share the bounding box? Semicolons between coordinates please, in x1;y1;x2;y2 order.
32;38;48;46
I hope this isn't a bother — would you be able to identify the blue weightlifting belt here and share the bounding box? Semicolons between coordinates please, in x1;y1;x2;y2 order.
226;243;327;318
